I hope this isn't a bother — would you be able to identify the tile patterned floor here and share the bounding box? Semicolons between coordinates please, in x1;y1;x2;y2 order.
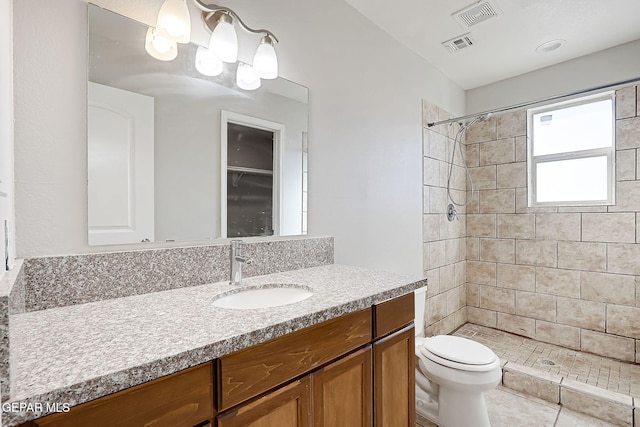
453;323;640;399
416;386;621;427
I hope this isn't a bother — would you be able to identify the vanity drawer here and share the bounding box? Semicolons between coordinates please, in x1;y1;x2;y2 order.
217;308;372;410
30;362;214;427
373;292;414;339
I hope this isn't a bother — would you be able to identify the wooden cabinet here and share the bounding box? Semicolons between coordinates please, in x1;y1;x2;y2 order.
27;362;214;427
21;292;417;427
374;326;416;427
312;347;372;427
217;378;311;427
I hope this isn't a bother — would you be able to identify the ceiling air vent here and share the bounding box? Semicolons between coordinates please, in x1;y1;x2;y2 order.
453;1;501;28
442;33;475;53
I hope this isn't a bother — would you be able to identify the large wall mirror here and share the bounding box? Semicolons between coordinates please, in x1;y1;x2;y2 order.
87;4;309;246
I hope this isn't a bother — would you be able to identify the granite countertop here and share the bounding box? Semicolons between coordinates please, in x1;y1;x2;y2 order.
5;264;426;425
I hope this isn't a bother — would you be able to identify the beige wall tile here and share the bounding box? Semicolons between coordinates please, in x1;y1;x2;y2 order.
439;213;466;239
453;307;467;330
516;240;558;267
582;212;636;243
581;329;635;362
535;213;581;241
616;116;640;149
558;241;607;272
616;85;637;119
468;165;497;190
467;306;497;328
497;110;527;139
607;304;640;339
617;149;637;181
423;157;440;186
465;143;479;167
467;283;479;306
446;285;465;315
535;320;580;349
535;267;580;298
480;285;516;314
502;365;559;403
610;181;640;212
516;291;556;321
465;116;497;144
445;238;465;264
556;297;605;331
558;205;607;213
479;138;515;165
515;135;528;162
423;214;440;242
467;214;496;237
423;185;430;214
479;189;516;213
467;237;479;260
497;214;535;239
429;186;447;213
608;243;640;275
427;240;447;269
439;264;456;291
427;293;447;324
425;268;440;296
497;162;526;189
637;340;640;364
467;260;497;285
427;129;448;161
581;271;636;306
497;313;536;338
454;261;466;286
480;238;515;263
497;264;536;291
561;383;633;426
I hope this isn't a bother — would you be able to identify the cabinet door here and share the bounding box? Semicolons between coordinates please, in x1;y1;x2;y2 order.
312;346;372;427
373;326;415;427
31;363;214;427
216;377;311;427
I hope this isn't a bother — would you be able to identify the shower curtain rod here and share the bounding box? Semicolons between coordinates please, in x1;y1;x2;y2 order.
426;76;640;128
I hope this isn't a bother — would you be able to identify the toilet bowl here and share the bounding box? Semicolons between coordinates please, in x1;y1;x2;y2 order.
413;288;502;427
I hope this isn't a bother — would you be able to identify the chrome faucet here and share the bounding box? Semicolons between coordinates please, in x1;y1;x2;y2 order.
230;240;252;285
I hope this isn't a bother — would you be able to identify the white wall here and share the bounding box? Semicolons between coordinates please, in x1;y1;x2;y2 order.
13;0;464;276
0;0;14;279
467;39;640;114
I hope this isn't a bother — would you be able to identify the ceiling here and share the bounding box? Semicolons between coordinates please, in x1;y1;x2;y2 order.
342;0;640;90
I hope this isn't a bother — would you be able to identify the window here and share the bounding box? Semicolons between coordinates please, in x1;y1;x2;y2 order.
527;92;615;206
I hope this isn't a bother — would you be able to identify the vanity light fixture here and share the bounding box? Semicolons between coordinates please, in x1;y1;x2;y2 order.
145;0;279;90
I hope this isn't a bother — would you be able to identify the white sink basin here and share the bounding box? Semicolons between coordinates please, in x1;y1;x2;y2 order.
212;285;313;309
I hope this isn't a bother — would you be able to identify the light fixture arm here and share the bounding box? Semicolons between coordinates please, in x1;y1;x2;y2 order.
190;0;279;42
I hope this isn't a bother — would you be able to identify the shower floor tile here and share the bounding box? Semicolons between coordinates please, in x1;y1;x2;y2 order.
452;323;640;399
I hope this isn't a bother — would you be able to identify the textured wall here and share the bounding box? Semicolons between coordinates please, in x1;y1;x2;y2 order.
465;84;640;362
421;101;467;336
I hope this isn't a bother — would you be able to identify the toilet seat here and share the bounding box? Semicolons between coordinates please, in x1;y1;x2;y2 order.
418;335;498;372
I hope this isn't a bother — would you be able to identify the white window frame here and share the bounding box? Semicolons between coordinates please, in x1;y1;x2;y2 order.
527;91;616;207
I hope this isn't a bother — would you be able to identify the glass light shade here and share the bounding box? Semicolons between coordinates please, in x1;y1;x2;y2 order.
145;27;178;61
156;0;191;44
210;14;238;63
236;63;261;90
253;36;278;79
195;46;223;77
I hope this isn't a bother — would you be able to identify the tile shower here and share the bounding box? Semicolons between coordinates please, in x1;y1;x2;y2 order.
422;83;640;363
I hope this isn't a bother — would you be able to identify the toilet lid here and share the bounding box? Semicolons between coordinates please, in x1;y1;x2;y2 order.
422;335;497;365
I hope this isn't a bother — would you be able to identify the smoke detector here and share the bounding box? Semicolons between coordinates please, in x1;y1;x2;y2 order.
452;1;501;28
442;33;475;53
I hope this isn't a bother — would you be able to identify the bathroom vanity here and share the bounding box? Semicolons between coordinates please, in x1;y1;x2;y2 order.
5;264;423;427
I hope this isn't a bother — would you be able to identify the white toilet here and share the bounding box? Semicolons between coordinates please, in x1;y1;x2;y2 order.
414;287;502;427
